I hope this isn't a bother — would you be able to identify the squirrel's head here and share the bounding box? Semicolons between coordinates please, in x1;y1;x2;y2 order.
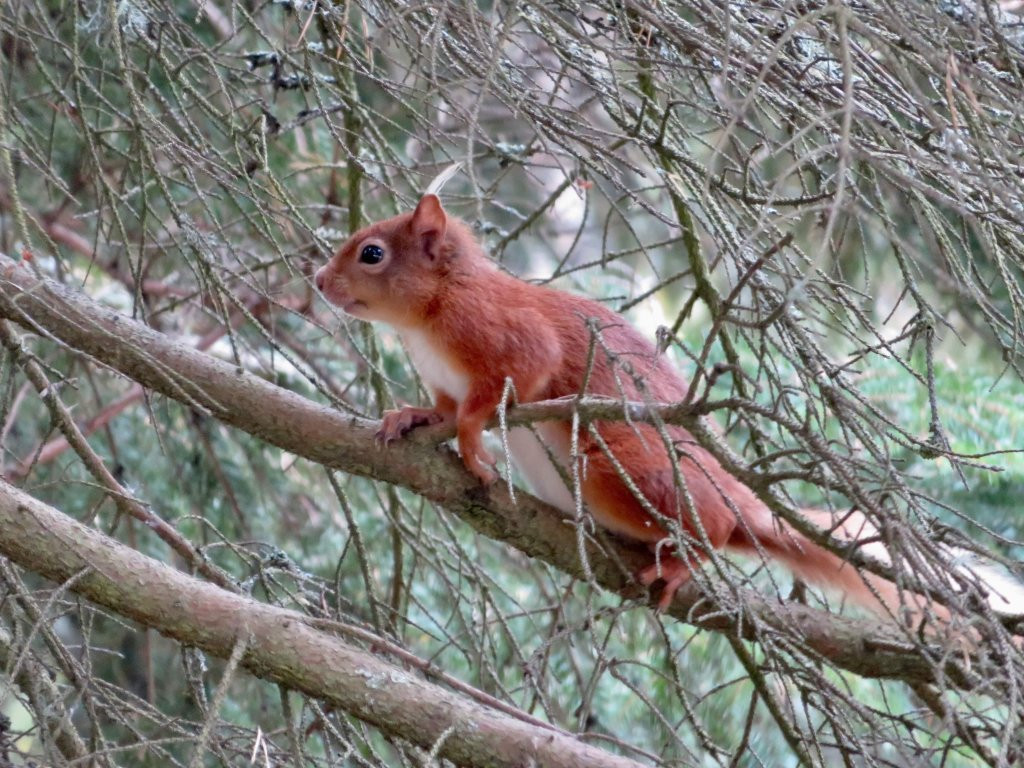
315;194;456;326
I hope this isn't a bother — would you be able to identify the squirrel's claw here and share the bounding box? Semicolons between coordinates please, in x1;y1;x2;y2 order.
376;407;444;447
462;447;498;485
637;556;693;612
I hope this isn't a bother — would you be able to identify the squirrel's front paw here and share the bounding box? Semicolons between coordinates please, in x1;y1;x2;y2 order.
376;407;444;445
463;448;498;485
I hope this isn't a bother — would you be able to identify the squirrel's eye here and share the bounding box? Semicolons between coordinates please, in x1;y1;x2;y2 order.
359;244;384;265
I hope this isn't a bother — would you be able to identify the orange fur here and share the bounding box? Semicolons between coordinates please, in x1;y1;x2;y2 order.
314;195;929;612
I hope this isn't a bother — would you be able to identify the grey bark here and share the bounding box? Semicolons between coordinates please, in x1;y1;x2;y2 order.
0;478;646;768
0;255;965;689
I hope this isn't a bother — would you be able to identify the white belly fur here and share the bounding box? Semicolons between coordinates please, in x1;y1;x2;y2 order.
506;425;575;514
398;329;575;512
398;328;470;402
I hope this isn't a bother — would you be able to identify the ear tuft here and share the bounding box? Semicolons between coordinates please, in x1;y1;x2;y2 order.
411;194;447;261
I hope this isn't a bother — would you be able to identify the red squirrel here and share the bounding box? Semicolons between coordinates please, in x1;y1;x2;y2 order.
314;194;1015;615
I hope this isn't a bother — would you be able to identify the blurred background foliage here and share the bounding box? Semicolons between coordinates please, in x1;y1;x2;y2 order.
1;0;1024;765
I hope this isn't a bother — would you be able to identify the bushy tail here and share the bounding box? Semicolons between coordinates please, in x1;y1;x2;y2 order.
946;549;1024;615
729;506;1024;620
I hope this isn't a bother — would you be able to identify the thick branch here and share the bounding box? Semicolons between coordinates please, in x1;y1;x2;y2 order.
0;256;953;686
0;479;644;768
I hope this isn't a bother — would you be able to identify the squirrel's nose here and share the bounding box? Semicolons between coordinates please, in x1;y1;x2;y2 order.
314;267;326;293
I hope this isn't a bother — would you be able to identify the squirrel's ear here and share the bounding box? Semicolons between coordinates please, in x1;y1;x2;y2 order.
411;194;447;261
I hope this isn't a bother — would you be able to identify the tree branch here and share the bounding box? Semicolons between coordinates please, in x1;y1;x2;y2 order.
0;478;645;768
0;256;971;689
